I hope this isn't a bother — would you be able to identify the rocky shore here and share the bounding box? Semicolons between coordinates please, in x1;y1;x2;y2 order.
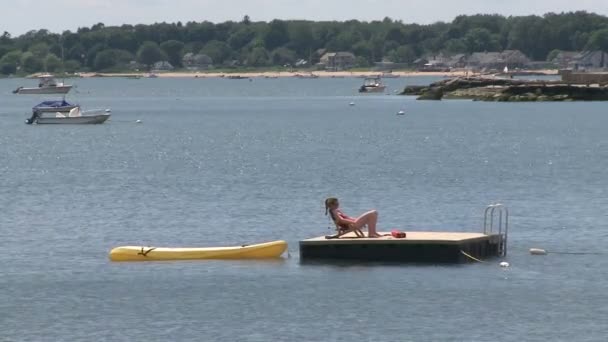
401;77;608;101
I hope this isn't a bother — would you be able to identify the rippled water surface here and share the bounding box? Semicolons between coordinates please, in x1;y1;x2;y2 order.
1;76;607;341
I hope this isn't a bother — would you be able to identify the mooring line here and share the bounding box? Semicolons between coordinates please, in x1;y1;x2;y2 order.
460;250;486;263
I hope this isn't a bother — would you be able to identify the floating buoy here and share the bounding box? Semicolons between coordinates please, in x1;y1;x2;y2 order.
135;119;142;123
397;110;405;115
349;102;355;106
499;261;510;268
530;248;547;255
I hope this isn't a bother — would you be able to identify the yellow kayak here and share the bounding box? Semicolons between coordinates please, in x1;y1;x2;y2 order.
109;240;287;262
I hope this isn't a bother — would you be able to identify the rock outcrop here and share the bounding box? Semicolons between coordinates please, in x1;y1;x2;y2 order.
400;77;608;102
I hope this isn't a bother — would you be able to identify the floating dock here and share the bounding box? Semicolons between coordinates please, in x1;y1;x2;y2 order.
300;204;509;264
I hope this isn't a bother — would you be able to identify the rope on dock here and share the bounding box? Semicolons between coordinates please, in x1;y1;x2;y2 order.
460;250;486;263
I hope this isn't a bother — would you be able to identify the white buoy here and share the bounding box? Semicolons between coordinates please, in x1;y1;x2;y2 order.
349;102;355;106
499;261;510;268
530;248;547;255
135;119;142;123
397;110;405;115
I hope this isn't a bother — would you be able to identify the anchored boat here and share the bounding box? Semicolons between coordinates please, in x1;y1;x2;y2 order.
26;104;111;125
109;240;288;262
13;74;72;95
358;77;386;93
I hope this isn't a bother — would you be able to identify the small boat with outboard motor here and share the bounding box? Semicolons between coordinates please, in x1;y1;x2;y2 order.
358;77;386;93
13;74;72;95
26;102;111;125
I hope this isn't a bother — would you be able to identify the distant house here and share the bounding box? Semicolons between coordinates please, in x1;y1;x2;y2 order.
568;51;608;71
415;54;452;71
467;50;530;70
551;51;579;69
319;52;356;70
448;54;467;68
501;50;531;68
152;61;174;71
182;53;213;70
127;60;144;71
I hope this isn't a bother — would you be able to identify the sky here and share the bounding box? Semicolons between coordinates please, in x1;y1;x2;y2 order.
3;0;608;35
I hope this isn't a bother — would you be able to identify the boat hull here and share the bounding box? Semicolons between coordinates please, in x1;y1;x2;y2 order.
359;86;386;93
15;85;72;95
109;240;288;261
34;114;110;124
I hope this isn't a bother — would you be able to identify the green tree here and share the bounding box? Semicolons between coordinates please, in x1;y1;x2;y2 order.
94;49;134;70
271;47;296;65
586;28;608;51
86;43;106;68
0;62;16;75
390;45;416;63
355;56;369;67
0;50;22;68
201;40;232;64
107;30;137;52
443;39;467;54
464;28;501;53
28;42;49;58
0;47;20;74
264;20;289;50
352;41;372;61
288;22;314;55
63;60;81;73
160;40;185;67
137;41;164;68
247;47;269;66
21;52;44;73
94;49;118;70
45;54;62;72
228;27;255;50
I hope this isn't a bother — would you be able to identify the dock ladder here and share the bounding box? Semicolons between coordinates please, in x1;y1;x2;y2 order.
483;203;509;256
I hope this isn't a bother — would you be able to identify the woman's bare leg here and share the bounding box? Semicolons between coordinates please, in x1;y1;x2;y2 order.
354;210;380;237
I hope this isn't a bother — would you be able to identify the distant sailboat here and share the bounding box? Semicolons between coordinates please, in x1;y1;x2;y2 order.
503;66;509;73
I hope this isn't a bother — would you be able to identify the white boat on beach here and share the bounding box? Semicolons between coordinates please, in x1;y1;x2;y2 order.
13;75;72;95
381;72;400;78
294;73;319;79
26;106;111;125
358;77;386;93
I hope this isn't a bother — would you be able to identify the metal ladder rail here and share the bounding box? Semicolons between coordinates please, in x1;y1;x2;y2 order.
483;204;509;257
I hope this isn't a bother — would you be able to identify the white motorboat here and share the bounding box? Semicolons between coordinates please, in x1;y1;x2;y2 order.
26;106;111;125
13;75;73;95
358;77;386;93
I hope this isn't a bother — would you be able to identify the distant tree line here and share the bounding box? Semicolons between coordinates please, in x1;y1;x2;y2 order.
2;11;608;74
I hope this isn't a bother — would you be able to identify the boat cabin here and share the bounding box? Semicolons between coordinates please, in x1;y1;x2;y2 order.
37;75;59;88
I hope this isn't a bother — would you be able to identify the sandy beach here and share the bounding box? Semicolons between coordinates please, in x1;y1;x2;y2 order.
75;69;559;79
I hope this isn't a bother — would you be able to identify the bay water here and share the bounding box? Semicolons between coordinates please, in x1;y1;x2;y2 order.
1;76;607;341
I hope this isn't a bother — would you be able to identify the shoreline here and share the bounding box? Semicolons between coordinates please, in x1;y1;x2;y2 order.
75;69;559;79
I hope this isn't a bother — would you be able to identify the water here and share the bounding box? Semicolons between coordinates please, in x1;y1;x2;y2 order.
1;76;607;341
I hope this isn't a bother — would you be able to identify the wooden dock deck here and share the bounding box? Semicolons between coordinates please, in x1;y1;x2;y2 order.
299;231;505;263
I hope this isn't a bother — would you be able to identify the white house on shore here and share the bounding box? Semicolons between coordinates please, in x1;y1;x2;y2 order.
182;53;213;70
152;61;174;71
318;52;356;71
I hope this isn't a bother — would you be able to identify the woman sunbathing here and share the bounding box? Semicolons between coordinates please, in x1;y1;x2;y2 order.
324;197;383;238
